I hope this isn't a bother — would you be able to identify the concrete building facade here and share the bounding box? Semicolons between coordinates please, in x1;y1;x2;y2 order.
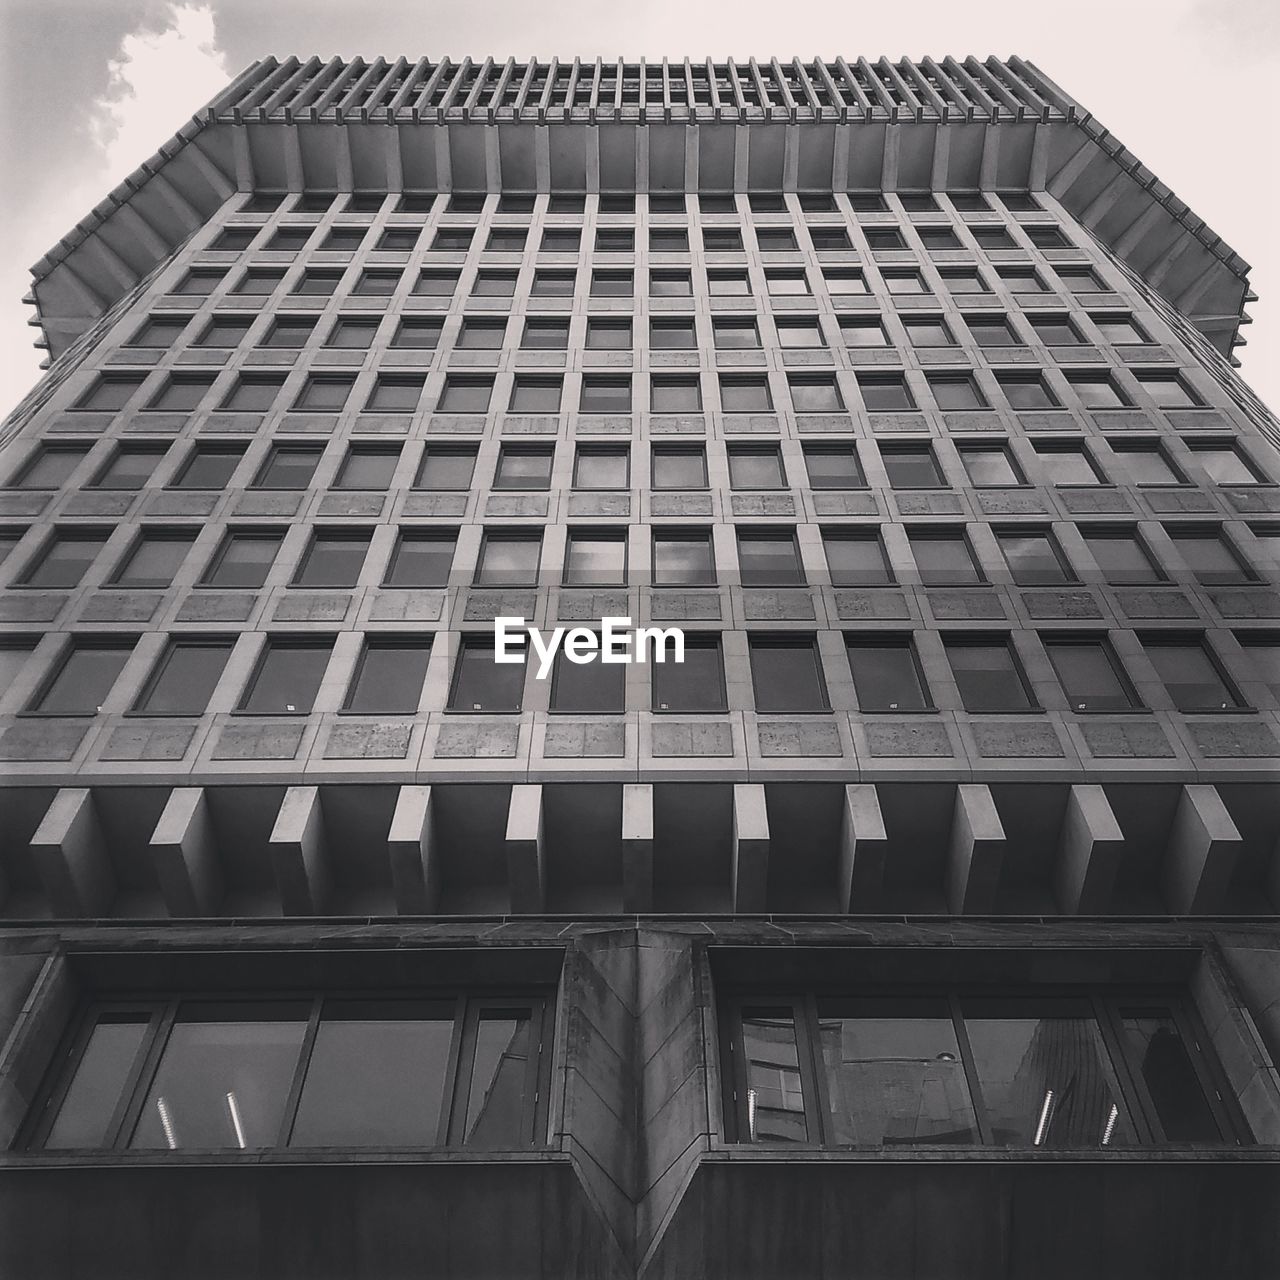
0;55;1278;1278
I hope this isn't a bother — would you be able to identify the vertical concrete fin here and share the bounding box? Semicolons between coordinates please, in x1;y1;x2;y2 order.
732;783;770;914
388;785;438;915
269;786;330;916
505;784;545;914
946;784;1006;915
30;789;114;917
837;784;889;912
622;783;654;914
1165;785;1241;915
149;787;223;917
1055;784;1125;915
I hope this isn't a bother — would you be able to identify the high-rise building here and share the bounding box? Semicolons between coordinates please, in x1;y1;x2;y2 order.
1;55;1278;1278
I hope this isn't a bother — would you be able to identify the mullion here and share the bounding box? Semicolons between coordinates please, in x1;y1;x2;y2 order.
114;998;180;1149
517;999;544;1147
457;998;539;1148
1083;993;1148;1148
947;993;993;1146
721;997;750;1143
277;996;324;1148
799;993;830;1146
439;994;469;1146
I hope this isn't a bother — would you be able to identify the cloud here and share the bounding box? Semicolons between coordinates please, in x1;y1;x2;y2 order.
88;2;229;184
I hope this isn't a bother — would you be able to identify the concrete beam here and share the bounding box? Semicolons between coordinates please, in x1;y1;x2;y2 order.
946;784;1006;915
837;784;889;912
622;783;654;913
149;787;223;917
732;783;770;913
1054;784;1125;915
269;786;330;915
505;784;545;913
388;785;439;914
30;789;114;917
1165;785;1241;915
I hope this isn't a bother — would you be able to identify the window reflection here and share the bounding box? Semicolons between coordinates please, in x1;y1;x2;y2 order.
741;1009;807;1142
464;1011;532;1147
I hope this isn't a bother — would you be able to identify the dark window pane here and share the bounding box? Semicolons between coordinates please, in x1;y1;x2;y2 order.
564;535;626;585
335;449;399;490
344;644;431;714
574;448;628;490
32;645;131;714
910;532;981;585
459;320;507;349
76;376;146;411
23;534;107;587
391;319;442;349
91;449;167;491
13;446;88;488
580;378;632;413
135;641;233;715
451;642;525;712
947;642;1033;711
653;640;724;711
222;377;284;412
366;377;425;413
728;448;784;489
438;378;493;413
750;640;828;712
859;377;915;411
738;533;803;585
254;447;322;489
509;378;562;413
1085;532;1161;585
998;532;1070;585
824;533;892;586
415;448;476;490
293;534;370;587
551;646;625;712
326;319;379;349
476;536;540;585
262;318;317;349
462;1012;533;1147
651;448;706;489
521;319;570;350
585;320;631;350
240;644;331;714
653;534;714;585
1120;1012;1221;1142
1046;641;1136;711
495;448;553;489
961;448;1021;487
202;534;281;588
114;534;193;587
804;446;863;489
883;448;943;489
384;534;455;587
741;1010;807;1142
1144;641;1239;711
44;1014;150;1150
847;643;929;711
294;377;353;412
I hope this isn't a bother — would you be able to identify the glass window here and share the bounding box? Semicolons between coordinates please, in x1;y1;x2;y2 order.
252;445;323;489
134;640;234;716
650;318;696;349
904;319;954;348
650;194;686;214
713;318;760;349
728;445;785;489
497;194;535;214
494;447;553;489
803;444;864;489
447;193;486;214
540;228;581;253
265;226;311;252
521;318;570;350
173;445;244;490
808;226;851;251
232;269;284;296
11;445;90;489
1138;374;1202;409
1083;530;1162;585
574;447;629;490
946;640;1035;711
1058;268;1109;293
325;318;379;349
293;376;354;413
998;374;1058;410
942;270;989;294
1112;443;1183;487
324;226;370;251
546;193;585;213
413;270;460;297
1168;531;1251;584
384;532;456;588
212;227;257;250
966;316;1020;347
201;532;282;588
486;228;527;252
846;641;930;711
239;641;332;714
1045;639;1137;711
823;531;892;586
651;446;707;490
653;531;715;585
292;532;370;588
146;376;214;413
580;377;632;413
174;268;225;296
765;271;809;296
881;446;944;489
749;638;829;712
652;637;725;711
908;530;982;585
858;375;915;412
824;270;869;295
650;270;693;297
508;377;563;413
590;271;633;297
112;532;194;588
1036;444;1104;486
1069;375;1129;410
261;317;317;349
415;447;477;491
334;447;399;491
998;267;1050;293
432;228;474;251
90;447;168;491
720;377;774;413
739;1009;808;1142
30;642;133;715
708;271;751;296
457;319;507;349
1238;637;1280;698
41;1013;151;1149
365;375;425;414
1191;445;1263;485
564;532;627;585
550;642;625;713
221;376;285;413
594;228;634;253
398;193;436;212
951;193;991;212
929;375;988;411
757;228;799;252
789;376;844;413
839;317;889;347
1090;314;1150;345
960;446;1022;487
450;640;525;712
585;319;632;350
353;270;401;297
75;375;147;412
996;530;1072;584
389;318;442;350
472;271;518;298
703;228;744;252
475;534;541;585
438;377;494;414
883;271;928;295
738;530;804;585
865;229;906;251
848;194;888;211
917;227;961;251
293;271;343;297
531;270;575;297
127;316;190;348
651;376;702;413
344;641;432;714
1029;315;1082;346
20;532;108;588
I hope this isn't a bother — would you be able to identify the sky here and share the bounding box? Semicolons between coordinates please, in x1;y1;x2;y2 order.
0;0;1277;420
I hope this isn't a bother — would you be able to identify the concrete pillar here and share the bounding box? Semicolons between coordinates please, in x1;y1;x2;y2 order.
732;783;770;913
149;787;223;917
1055;784;1125;915
622;783;654;913
269;786;330;915
505;784;545;913
388;785;439;914
946;784;1005;915
837;784;889;912
30;788;114;917
1165;785;1241;915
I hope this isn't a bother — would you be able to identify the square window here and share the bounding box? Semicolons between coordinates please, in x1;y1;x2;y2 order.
531;270;575;297
391;318;442;349
21;532;107;587
508;377;562;414
233;269;285;296
950;193;991;212
858;375;916;412
432;228;474;252
941;270;988;294
398;192;437;213
1058;268;1108;292
825;269;871;296
173;444;244;490
847;639;930;711
1090;313;1150;345
472;271;518;298
375;228;417;252
323;227;370;252
447;193;486;214
29;642;133;715
415;447;477;491
212;227;257;251
540;229;581;254
651;446;707;489
776;319;825;350
904;319;955;348
882;271;928;295
1035;444;1104;486
756;228;799;253
265;227;311;252
650;270;693;297
1001;193;1041;212
413;270;460;297
713;318;760;349
803;444;864;489
261;318;317;349
1112;442;1184;487
908;529;981;584
823;530;892;585
239;641;332;714
809;226;852;251
486;229;527;253
960;446;1023;487
917;228;962;251
293;532;371;587
997;268;1049;293
651;376;702;413
929;375;988;411
738;530;804;585
295;192;337;212
720;376;774;413
574;446;629;490
112;530;193;587
650;318;696;350
384;532;456;587
1029;315;1082;346
191;317;253;350
146;376;214;413
703;228;744;252
996;529;1072;584
966;317;1020;347
521;318;570;350
134;640;234;716
221;375;285;413
970;225;1015;249
899;194;939;212
946;639;1035;711
1191;445;1264;485
494;446;554;489
749;638;829;712
334;446;400;491
594;229;635;253
591;271;633;297
10;445;89;489
649;194;686;214
1083;530;1163;585
201;531;282;587
728;444;785;489
546;194;585;213
90;446;168;490
364;375;424;414
1137;374;1202;409
438;377;494;414
1069;375;1129;410
127;316;190;348
650;228;690;253
1142;638;1241;711
748;193;786;213
498;194;536;213
1045;639;1136;711
839;317;889;347
865;229;907;251
564;532;627;585
708;271;751;296
653;530;715;584
1168;531;1252;585
848;194;888;212
353;270;401;297
253;444;323;489
798;193;837;212
75;375;147;412
293;270;342;297
998;374;1058;410
174;269;226;296
457;319;507;349
475;533;541;585
325;318;379;349
789;375;844;413
580;376;632;413
344;641;432;714
699;194;738;214
586;319;632;350
550;641;625;713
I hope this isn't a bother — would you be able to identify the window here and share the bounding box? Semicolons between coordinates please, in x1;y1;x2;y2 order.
398;193;436;213
1026;225;1072;249
803;443;864;489
292;532;371;588
145;376;214;413
324;227;370;252
1142;638;1241;711
550;640;625;713
646;376;698;414
344;640;432;714
1137;373;1202;409
916;227;961;251
881;445;944;489
882;270;928;295
1112;442;1184;486
447;193;486;214
748;193;786;213
713;318;760;349
353;270;401;297
786;377;843;416
997;373;1058;410
20;532;108;587
457;319;508;351
847;193;888;212
1045;638;1137;712
475;533;541;586
573;446;629;490
265;227;311;252
521;318;570;350
564;531;627;585
1058;267;1109;293
1190;444;1265;485
326;318;379;349
590;270;633;297
1083;530;1162;585
951;193;991;212
232;268;284;296
585;319;632;350
334;446;400;491
997;267;1049;293
823;530;893;586
384;532;456;588
35;992;551;1151
472;271;518;298
864;229;906;251
650;194;686;214
839;317;889;347
708;270;751;296
262;317;317;349
808;226;852;252
904;319;955;348
857;375;915;412
749;637;829;712
90;446;168;491
292;270;342;298
738;528;805;587
966;316;1020;347
28;642;133;715
239;640;332;714
996;529;1072;585
652;637;726;711
960;445;1023;487
594;228;634;254
133;640;234;716
1168;530;1252;584
432;228;474;252
486;228;527;253
508;377;563;414
1090;313;1149;345
580;376;632;414
1238;636;1280;698
212;227;256;251
74;373;146;412
1035;443;1104;486
653;530;715;585
846;638;931;711
929;375;988;411
1029;315;1082;346
127;316;190;348
941;269;988;294
253;445;323;489
174;268;225;296
201;532;283;588
547;193;585;213
946;638;1035;711
112;531;194;588
765;270;809;296
1069;374;1129;410
757;228;799;253
650;270;693;297
348;192;386;212
969;227;1015;252
798;193;836;212
703;228;744;252
173;444;244;490
450;638;526;712
494;446;554;490
438;377;494;414
11;445;89;489
531;270;575;297
221;375;285;413
391;318;442;349
293;376;355;414
720;376;774;414
540;228;581;254
414;270;460;297
650;318;696;350
722;988;1233;1148
415;447;477;491
727;445;785;489
908;529;982;585
651;446;706;490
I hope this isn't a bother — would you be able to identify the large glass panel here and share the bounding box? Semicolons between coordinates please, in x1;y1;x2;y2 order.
203;534;281;587
741;1009;807;1142
23;535;107;587
463;1011;532;1147
551;646;625;713
450;643;525;712
818;999;977;1146
240;644;330;714
1119;1010;1222;1142
964;999;1132;1149
130;1003;308;1149
476;536;540;585
564;535;626;585
384;534;455;587
113;534;194;588
947;642;1033;712
749;640;828;712
33;645;131;715
1143;641;1239;711
998;532;1070;585
847;643;929;711
1046;641;1136;712
824;533;892;586
135;642;233;715
653;534;714;585
45;1014;150;1149
291;1001;454;1147
344;644;432;714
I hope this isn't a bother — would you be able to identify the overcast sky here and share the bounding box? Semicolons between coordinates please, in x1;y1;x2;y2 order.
1;0;1276;420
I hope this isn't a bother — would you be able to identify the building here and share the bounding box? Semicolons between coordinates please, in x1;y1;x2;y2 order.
0;53;1279;1278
